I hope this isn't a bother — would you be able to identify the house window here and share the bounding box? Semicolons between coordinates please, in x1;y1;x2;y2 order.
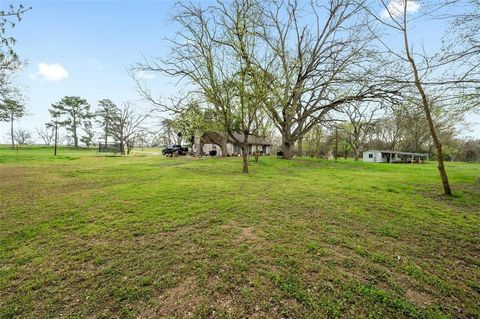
212;145;217;150
369;154;373;158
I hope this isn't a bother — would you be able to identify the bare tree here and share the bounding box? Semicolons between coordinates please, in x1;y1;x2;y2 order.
363;0;479;195
134;0;271;173
372;106;405;151
109;102;148;155
36;125;54;145
342;102;380;160
252;109;274;162
441;0;479;104
257;0;397;159
0;4;31;103
12;128;31;145
302;124;325;158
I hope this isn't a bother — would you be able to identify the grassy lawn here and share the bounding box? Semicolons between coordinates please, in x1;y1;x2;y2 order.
0;145;479;318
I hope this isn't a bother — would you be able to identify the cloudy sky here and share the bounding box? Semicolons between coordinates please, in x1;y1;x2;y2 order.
1;0;479;142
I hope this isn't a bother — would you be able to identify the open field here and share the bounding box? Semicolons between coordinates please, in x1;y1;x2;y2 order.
0;146;479;318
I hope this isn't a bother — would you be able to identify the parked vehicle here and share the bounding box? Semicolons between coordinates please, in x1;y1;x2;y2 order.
162;145;189;156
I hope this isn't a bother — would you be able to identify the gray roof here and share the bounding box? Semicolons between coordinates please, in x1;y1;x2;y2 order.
201;131;272;146
365;150;429;156
227;132;272;146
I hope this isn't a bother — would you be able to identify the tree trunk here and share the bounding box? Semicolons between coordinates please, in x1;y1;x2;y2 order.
281;125;294;159
220;132;228;157
402;11;452;196
425;112;451;195
104;122;108;146
254;143;259;162
241;141;249;174
297;137;303;157
73;127;78;148
120;140;125;155
194;132;202;157
54;123;58;156
334;126;338;160
354;149;360;161
282;141;293;159
10;113;14;149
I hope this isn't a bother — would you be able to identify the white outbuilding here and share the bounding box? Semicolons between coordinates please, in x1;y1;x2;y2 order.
363;150;429;163
363;150;385;162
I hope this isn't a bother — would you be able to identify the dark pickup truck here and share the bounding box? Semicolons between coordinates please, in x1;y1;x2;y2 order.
162;145;189;156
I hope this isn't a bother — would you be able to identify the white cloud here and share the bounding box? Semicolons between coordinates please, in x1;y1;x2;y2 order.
135;70;156;80
380;0;420;19
36;62;69;81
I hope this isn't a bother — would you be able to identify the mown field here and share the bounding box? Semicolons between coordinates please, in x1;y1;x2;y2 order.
0;145;479;319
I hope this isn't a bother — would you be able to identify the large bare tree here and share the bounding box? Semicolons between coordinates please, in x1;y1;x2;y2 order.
258;0;396;159
341;102;380;160
108;102;148;155
134;0;271;173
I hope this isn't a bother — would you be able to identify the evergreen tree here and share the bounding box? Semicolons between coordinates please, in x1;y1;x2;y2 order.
96;99;118;146
0;98;25;149
50;96;92;147
80;120;95;148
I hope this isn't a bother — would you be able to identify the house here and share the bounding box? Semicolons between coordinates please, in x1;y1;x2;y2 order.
196;132;272;156
363;150;429;163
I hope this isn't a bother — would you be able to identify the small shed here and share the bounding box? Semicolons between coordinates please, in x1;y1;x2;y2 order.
363;150;429;163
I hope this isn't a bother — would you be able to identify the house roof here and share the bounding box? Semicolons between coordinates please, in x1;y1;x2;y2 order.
227;132;272;146
365;150;429;157
201;131;272;146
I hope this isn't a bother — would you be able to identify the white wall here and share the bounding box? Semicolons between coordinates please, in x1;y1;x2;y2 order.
202;143;222;156
200;142;270;156
363;151;384;162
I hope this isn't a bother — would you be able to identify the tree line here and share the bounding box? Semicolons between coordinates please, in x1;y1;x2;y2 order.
132;0;479;195
1;1;479;196
42;97;148;155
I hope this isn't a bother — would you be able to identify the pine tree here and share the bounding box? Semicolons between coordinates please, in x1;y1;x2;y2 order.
50;96;92;147
0;98;26;149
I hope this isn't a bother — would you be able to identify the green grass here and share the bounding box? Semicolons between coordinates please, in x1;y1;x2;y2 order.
1;145;479;318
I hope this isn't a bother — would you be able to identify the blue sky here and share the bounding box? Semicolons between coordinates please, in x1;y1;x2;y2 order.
1;0;479;142
1;0;178;141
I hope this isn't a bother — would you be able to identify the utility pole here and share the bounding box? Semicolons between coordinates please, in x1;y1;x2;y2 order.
47;110;62;156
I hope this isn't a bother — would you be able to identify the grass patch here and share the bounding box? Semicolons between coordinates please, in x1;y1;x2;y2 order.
0;145;479;318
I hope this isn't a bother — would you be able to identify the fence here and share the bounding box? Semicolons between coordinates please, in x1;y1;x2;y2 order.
98;143;121;154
